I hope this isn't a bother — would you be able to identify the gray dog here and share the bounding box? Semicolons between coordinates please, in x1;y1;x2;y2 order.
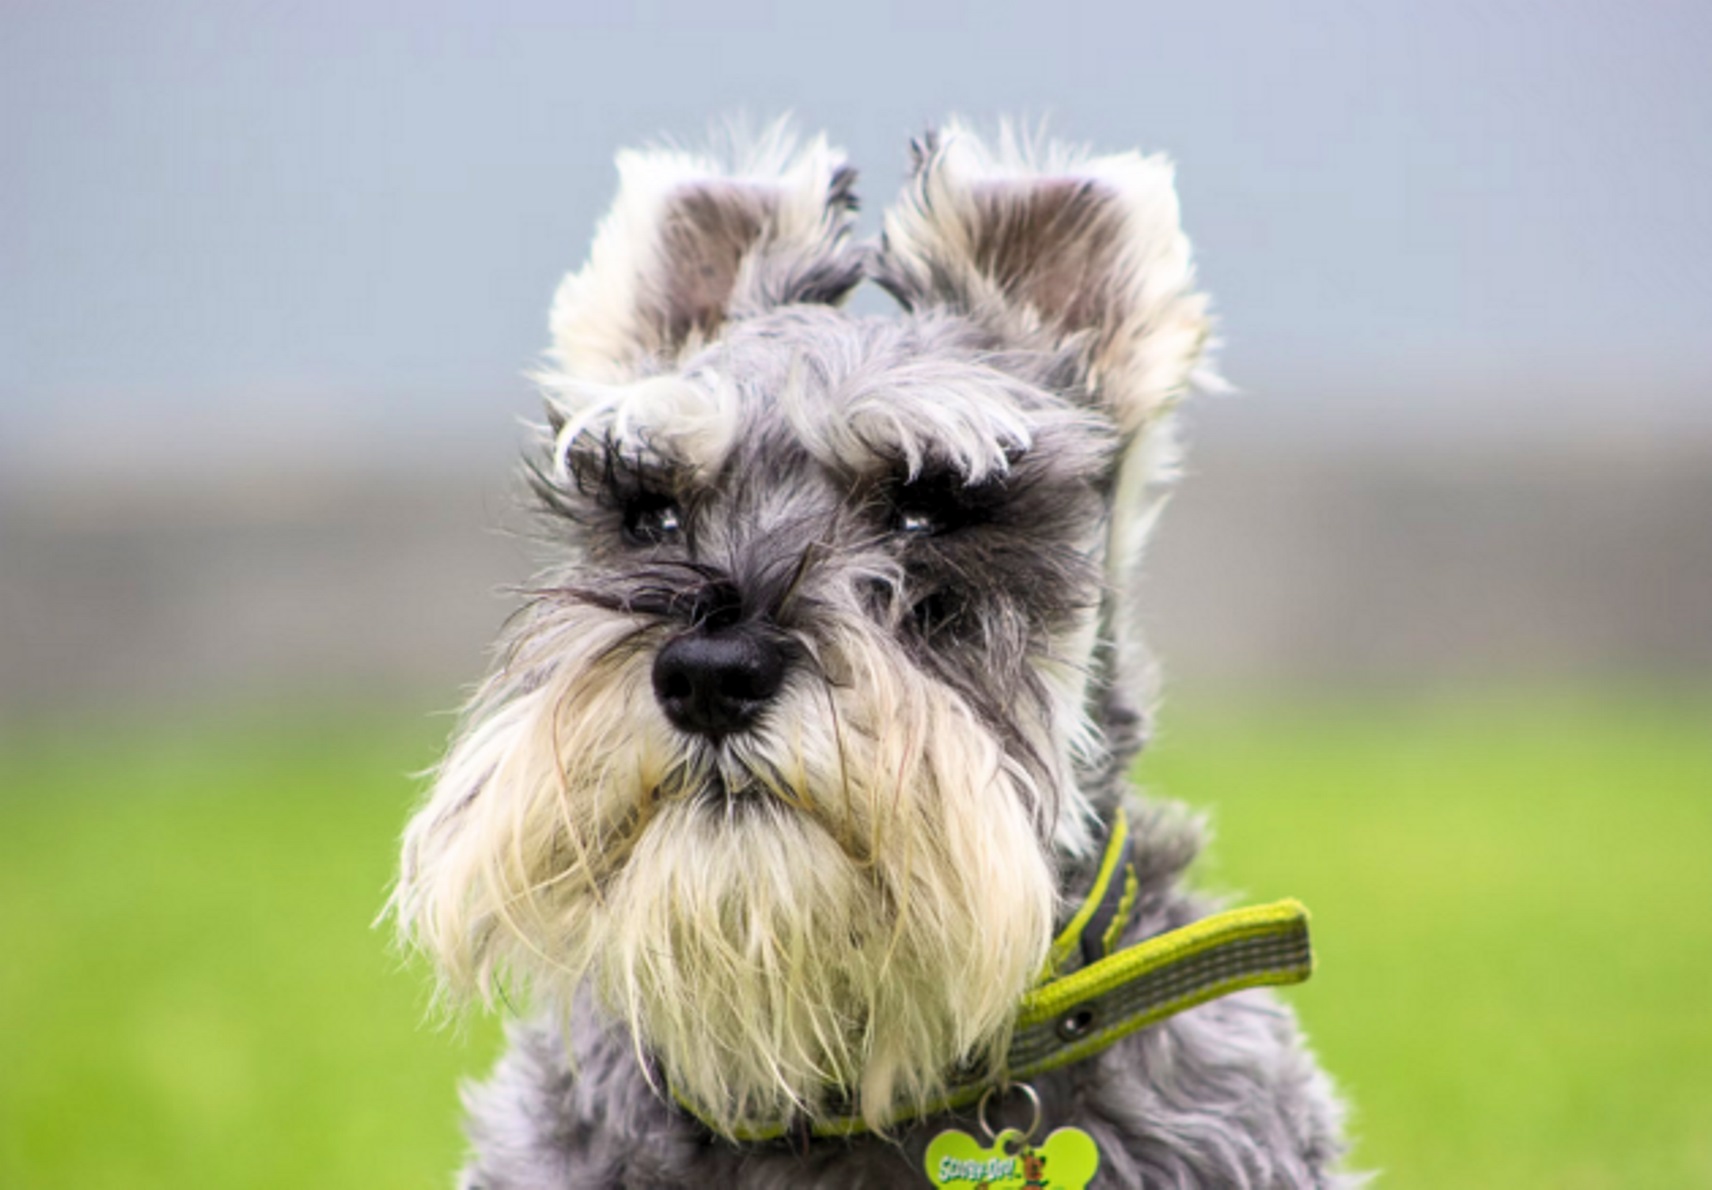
392;120;1355;1188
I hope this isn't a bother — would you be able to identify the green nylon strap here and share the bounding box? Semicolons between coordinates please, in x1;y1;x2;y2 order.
1007;897;1313;1077
673;813;1315;1143
1042;808;1135;979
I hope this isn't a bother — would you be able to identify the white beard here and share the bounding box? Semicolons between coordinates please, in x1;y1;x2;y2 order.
393;602;1064;1133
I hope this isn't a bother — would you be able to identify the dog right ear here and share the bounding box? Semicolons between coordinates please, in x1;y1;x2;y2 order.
546;123;863;383
871;120;1211;440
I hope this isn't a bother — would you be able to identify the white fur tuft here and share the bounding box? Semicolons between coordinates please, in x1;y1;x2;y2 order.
878;117;1214;439
545;118;859;384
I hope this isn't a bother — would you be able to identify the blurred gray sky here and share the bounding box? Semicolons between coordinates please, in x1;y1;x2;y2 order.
4;0;1710;481
4;1;1711;710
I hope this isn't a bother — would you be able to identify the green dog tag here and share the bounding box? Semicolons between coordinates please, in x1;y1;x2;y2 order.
924;1126;1100;1188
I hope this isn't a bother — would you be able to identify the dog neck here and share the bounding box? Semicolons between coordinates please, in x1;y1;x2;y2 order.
668;809;1315;1142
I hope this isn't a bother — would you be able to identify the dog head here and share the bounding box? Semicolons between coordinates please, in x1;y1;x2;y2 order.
393;120;1209;1135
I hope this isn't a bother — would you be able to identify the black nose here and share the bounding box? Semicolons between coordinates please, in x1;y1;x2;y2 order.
651;627;787;739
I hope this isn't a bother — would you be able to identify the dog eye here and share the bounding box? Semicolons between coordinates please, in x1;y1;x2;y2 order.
896;507;939;535
622;496;683;545
889;470;999;538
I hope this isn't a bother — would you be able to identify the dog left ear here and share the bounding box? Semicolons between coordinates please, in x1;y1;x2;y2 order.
548;122;864;382
872;120;1212;437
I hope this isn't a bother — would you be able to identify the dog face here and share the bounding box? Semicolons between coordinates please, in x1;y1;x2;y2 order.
394;121;1209;1135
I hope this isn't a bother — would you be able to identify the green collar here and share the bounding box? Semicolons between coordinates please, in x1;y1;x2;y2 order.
674;809;1314;1142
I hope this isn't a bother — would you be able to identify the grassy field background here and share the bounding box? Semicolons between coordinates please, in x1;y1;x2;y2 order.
2;689;1709;1188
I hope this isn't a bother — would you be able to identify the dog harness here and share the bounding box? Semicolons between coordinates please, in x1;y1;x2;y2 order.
671;808;1315;1144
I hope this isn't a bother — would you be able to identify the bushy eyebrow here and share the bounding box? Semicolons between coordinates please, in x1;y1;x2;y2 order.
525;431;698;531
778;361;1037;484
539;371;742;485
572;435;683;494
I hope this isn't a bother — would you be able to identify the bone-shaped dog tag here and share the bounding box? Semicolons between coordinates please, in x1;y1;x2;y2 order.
924;1126;1100;1188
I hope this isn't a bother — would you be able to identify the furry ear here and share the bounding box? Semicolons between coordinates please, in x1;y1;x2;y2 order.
548;122;863;382
872;120;1211;437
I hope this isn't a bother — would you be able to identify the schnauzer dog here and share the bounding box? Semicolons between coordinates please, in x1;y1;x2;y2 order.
393;121;1353;1188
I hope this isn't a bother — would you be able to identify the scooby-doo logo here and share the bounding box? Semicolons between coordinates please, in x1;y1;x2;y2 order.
925;1127;1099;1189
935;1152;1019;1183
930;1147;1050;1186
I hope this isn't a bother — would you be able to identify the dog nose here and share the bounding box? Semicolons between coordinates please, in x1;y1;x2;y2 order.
652;627;787;739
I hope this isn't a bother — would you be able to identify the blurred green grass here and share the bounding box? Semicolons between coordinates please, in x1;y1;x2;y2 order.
2;690;1709;1188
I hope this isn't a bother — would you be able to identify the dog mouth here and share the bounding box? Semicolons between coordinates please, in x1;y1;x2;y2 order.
693;771;764;809
661;745;782;813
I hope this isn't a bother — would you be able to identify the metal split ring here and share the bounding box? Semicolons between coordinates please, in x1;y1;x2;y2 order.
976;1080;1042;1146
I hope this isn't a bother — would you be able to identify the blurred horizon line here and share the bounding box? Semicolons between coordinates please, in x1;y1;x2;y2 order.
5;370;1709;496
